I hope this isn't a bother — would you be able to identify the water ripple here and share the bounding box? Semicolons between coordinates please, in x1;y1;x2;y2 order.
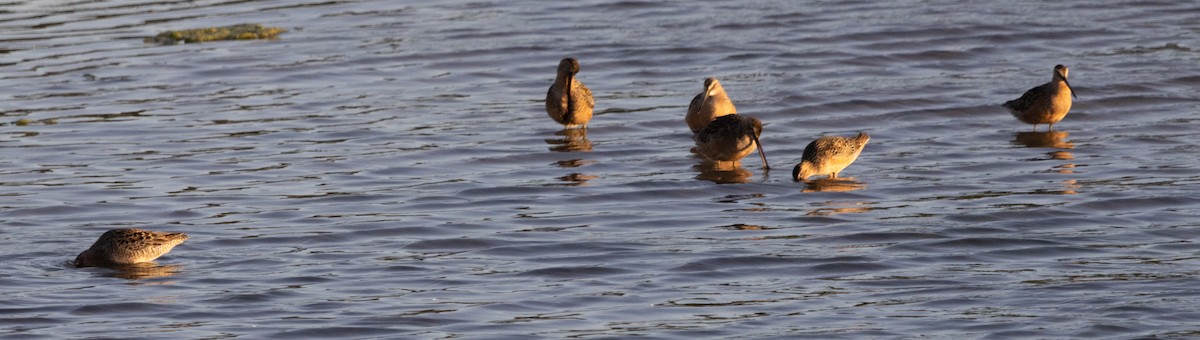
2;0;1200;338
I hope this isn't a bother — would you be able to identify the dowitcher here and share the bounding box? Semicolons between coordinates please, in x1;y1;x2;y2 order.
546;57;594;129
792;132;869;181
75;228;189;267
1003;64;1076;131
695;114;769;169
686;77;737;134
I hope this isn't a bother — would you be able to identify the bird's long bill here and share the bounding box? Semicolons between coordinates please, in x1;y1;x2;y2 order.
565;74;574;97
564;74;574;111
752;133;769;170
1063;77;1077;99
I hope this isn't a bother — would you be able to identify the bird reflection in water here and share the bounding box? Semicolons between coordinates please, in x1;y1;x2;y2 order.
1013;131;1077;172
801;177;866;193
556;172;599;186
807;200;872;216
721;223;773;231
1049;151;1074;160
100;263;184;280
694;164;754;184
551;159;597;185
554;159;595;168
546;128;593;152
1013;132;1078;193
1013;131;1073;149
1060;179;1081;195
1050;152;1076;174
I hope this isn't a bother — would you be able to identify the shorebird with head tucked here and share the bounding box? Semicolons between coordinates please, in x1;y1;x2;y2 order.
695;114;769;170
1003;64;1077;131
686;77;737;134
546;57;594;129
792;132;869;181
75;228;189;267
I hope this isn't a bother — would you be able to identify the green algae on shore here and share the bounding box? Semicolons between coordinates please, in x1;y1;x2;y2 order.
146;24;286;44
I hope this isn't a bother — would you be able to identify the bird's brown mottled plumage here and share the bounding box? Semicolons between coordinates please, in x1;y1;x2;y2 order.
1003;64;1076;131
75;228;189;267
546;57;594;129
686;77;737;134
695;114;768;169
792;132;869;181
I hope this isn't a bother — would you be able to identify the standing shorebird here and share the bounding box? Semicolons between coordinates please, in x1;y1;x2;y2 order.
75;228;189;267
546;57;594;129
792;132;869;181
686;77;737;134
1003;64;1077;131
695;114;769;169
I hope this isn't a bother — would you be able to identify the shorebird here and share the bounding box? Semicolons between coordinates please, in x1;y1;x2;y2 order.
686;77;737;134
695;114;769;169
545;57;594;129
792;132;869;181
1003;64;1077;131
75;228;189;267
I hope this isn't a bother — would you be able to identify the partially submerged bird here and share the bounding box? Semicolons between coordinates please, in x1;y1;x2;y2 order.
792;132;869;181
545;57;594;129
1003;64;1077;131
695;114;769;169
686;77;737;134
75;228;189;267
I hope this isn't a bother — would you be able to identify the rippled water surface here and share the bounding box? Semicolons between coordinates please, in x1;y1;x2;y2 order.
3;0;1200;338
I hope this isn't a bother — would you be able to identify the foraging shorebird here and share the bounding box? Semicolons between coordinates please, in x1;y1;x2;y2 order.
75;228;189;267
1003;64;1076;131
545;57;594;129
695;114;769;169
686;77;737;134
792;132;869;181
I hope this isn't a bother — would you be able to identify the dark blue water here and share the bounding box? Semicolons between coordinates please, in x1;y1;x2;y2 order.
2;0;1199;337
